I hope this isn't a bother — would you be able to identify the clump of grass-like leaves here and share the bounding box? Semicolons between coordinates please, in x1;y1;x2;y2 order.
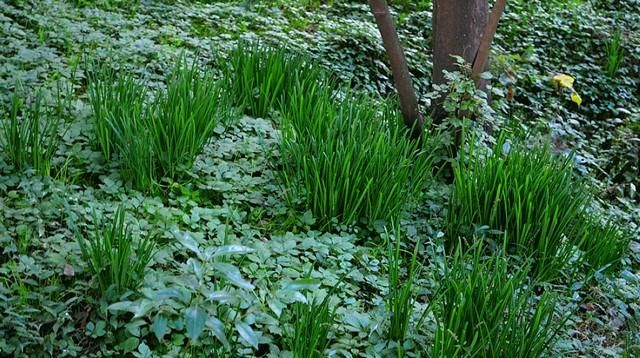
576;215;631;273
149;59;234;180
87;64;146;161
223;43;433;226
0;88;62;176
622;332;640;358
88;57;234;192
285;293;335;358
604;29;624;78
222;42;326;118
280;84;433;226
430;241;566;358
386;227;420;344
447;140;591;281
74;207;155;299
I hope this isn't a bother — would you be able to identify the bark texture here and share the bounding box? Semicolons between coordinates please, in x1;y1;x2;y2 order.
369;0;423;138
431;0;489;160
472;0;508;81
432;0;489;87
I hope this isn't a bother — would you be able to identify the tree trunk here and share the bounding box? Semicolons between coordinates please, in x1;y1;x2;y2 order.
369;0;423;138
432;0;489;124
472;0;508;82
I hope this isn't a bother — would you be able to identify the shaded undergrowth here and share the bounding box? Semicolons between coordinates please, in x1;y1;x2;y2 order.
225;43;435;227
447;139;629;281
88;57;236;193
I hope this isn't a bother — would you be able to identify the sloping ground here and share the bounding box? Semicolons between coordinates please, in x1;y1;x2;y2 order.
0;0;638;357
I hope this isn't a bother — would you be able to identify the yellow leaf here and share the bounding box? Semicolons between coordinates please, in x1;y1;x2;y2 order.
570;91;582;106
553;73;575;88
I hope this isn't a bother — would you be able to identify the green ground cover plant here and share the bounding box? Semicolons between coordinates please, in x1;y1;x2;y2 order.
280;85;434;226
149;58;235;180
386;227;420;345
226;44;434;227
285;293;336;358
88;58;235;192
0;0;638;356
74;207;156;299
87;63;147;162
604;29;625;78
576;215;631;273
0;88;63;177
223;43;327;119
430;241;566;357
446;139;621;281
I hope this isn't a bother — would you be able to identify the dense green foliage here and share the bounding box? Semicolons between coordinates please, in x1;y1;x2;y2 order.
88;58;235;192
285;292;336;358
0;0;638;357
448;141;590;281
224;44;433;226
280;87;433;226
448;139;632;280
88;63;147;162
223;43;327;119
576;215;632;273
386;228;420;344
431;242;565;358
74;207;156;299
0;88;63;176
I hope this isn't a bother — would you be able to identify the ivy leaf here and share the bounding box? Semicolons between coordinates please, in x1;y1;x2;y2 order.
147;288;184;302
107;299;153;318
205;290;236;303
212;262;254;290
151;314;168;341
268;299;285;318
235;321;259;349
108;300;136;313
206;316;230;349
172;229;201;257
185;306;207;342
213;245;254;257
279;289;308;304
282;278;321;291
188;258;204;281
125;319;146;337
300;210;315;225
117;337;139;352
131;300;154;318
86;320;107;338
135;343;153;358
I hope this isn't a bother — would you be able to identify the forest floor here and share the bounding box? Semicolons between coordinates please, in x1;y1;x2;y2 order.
0;0;639;357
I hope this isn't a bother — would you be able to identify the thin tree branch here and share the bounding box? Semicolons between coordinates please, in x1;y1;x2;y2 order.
369;0;423;138
472;0;507;83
